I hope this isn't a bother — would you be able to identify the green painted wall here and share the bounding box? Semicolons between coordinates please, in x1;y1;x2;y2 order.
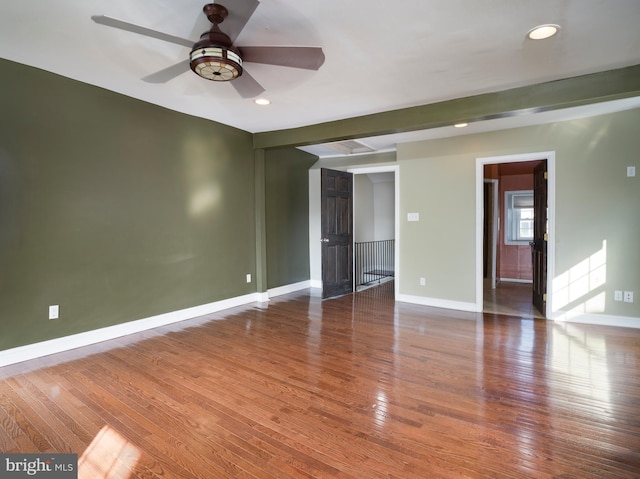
2;57;638;353
0;59;256;350
265;148;317;289
398;108;640;320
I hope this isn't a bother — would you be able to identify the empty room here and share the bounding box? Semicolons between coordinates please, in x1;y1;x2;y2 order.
1;1;639;477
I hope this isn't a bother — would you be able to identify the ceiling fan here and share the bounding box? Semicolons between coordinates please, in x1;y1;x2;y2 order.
91;0;325;98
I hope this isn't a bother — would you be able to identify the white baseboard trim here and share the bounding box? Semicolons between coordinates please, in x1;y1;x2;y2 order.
255;292;270;303
397;294;479;313
550;311;640;329
310;279;323;289
0;292;262;368
267;280;311;298
499;278;533;284
6;286;635;368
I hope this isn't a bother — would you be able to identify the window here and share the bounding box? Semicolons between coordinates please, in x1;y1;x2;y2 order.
505;190;534;244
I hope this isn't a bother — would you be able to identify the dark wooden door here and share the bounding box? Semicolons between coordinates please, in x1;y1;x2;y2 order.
532;161;548;316
321;168;353;299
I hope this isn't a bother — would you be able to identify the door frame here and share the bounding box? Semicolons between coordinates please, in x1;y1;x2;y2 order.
483;179;499;290
475;151;556;316
532;161;549;316
347;165;400;299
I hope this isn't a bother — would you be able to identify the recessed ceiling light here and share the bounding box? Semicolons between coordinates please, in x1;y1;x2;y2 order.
254;98;271;106
527;24;560;40
454;122;468;128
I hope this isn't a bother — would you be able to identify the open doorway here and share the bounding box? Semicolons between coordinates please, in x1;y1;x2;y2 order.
483;160;545;317
477;152;555;319
349;166;399;298
353;172;395;292
318;167;398;299
309;163;399;298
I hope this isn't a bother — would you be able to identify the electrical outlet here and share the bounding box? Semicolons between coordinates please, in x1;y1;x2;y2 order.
614;290;623;301
624;291;634;303
49;305;59;320
246;273;252;283
419;277;426;286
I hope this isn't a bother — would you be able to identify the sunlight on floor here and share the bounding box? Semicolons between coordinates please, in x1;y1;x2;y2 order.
550;321;611;407
78;425;140;479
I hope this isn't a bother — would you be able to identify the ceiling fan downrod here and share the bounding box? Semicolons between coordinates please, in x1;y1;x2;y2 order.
189;3;244;82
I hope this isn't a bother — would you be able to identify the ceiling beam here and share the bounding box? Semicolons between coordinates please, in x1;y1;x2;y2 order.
253;64;640;150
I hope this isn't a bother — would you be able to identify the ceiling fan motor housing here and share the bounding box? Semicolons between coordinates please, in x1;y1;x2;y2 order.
189;14;243;81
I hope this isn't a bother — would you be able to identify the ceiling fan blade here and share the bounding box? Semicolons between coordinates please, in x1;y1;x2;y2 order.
240;46;325;70
142;61;190;83
91;15;194;48
232;71;265;98
216;0;260;43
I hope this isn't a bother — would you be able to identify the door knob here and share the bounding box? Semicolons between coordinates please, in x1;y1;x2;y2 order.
321;238;329;243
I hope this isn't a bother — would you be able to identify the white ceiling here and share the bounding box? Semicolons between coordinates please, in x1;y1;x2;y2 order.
1;0;639;143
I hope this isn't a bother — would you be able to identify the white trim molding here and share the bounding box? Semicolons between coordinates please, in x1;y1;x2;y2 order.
500;278;534;284
397;294;478;314
0;281;321;367
550;311;640;329
3;280;637;368
0;293;261;367
267;280;311;298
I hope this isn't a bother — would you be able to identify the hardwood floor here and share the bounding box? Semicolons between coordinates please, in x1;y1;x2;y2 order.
483;280;545;319
1;281;639;478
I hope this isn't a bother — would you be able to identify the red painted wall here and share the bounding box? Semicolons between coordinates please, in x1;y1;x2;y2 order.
499;173;533;281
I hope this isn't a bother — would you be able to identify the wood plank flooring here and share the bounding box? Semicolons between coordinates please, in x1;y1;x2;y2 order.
1;281;639;478
483;280;544;319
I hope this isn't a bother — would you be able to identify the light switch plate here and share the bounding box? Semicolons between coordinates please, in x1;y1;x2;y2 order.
627;166;636;177
407;212;419;222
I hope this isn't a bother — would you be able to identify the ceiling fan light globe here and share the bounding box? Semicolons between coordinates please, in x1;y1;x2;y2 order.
189;46;243;81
